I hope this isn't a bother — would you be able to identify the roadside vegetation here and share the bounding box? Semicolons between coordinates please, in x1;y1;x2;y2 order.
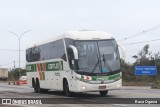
8;68;26;81
122;44;160;88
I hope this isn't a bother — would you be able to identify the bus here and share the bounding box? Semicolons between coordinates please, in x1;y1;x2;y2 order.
26;31;124;96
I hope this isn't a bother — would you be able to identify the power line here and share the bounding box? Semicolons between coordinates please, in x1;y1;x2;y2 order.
0;61;25;67
123;38;160;46
118;25;160;42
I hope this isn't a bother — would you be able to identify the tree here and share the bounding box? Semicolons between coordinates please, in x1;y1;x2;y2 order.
8;68;26;81
131;44;160;84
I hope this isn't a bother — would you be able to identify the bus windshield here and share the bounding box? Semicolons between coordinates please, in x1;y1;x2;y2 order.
75;39;120;74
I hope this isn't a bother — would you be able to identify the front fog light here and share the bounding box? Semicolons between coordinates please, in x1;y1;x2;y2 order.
82;86;86;90
117;84;120;87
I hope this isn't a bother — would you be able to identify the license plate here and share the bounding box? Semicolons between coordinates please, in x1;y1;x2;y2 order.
99;86;106;89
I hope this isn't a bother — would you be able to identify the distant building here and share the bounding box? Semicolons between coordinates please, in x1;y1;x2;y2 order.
0;68;8;80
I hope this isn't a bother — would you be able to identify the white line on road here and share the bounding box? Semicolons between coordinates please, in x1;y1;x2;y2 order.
112;104;128;107
112;91;160;97
2;104;37;107
80;99;128;107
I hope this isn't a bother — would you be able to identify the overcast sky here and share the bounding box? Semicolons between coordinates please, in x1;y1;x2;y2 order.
0;0;160;69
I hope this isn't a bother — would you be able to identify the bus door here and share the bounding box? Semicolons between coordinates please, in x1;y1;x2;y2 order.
67;48;77;86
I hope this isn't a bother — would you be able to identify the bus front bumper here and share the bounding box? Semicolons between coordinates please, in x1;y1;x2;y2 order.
76;79;122;92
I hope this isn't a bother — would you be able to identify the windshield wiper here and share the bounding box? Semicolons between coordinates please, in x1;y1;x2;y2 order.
102;53;112;73
102;53;105;64
91;54;100;73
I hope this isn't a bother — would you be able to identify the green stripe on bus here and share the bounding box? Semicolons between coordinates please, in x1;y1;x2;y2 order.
107;73;120;80
40;63;43;71
91;73;121;81
81;75;84;79
46;61;63;71
81;73;121;81
26;64;36;71
26;61;63;72
42;72;45;80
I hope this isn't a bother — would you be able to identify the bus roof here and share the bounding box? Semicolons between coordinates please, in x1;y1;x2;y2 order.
28;31;114;48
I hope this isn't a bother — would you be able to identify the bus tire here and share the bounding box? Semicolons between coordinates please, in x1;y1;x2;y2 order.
35;79;48;93
32;78;35;87
35;78;40;93
99;91;108;96
63;79;72;97
32;78;37;92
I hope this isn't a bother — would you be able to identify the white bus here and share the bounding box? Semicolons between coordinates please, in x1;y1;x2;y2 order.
26;31;124;96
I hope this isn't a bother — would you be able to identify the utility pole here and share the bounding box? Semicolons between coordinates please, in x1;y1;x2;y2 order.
9;30;31;78
13;60;15;69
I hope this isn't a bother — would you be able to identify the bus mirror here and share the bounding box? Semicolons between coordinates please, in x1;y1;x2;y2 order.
118;44;126;59
69;45;78;60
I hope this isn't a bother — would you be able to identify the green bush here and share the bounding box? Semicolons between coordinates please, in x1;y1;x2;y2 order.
8;68;26;81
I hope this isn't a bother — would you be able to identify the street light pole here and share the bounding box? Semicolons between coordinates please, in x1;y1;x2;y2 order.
9;30;31;78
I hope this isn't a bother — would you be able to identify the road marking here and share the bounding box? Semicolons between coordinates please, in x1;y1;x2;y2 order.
112;104;128;107
3;104;37;107
112;91;160;97
81;99;128;107
80;99;101;103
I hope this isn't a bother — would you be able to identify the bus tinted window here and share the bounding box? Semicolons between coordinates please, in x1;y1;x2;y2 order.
26;39;65;62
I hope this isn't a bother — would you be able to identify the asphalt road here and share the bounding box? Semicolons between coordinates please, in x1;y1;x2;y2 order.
0;81;160;107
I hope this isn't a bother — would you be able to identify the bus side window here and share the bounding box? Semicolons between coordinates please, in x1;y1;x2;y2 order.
26;48;31;62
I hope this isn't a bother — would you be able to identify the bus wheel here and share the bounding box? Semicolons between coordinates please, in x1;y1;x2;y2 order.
99;91;108;96
63;80;72;97
32;79;37;93
32;78;36;88
35;79;48;93
35;79;40;93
